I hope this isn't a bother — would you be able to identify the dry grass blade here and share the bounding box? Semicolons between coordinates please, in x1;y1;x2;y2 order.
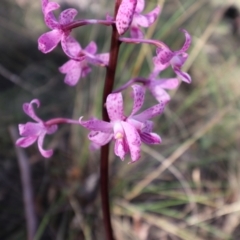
9;125;37;240
141;145;198;216
125;106;232;201
115;200;204;240
188;200;240;226
183;6;225;72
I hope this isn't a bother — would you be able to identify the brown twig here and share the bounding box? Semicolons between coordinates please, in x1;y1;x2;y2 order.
9;126;37;240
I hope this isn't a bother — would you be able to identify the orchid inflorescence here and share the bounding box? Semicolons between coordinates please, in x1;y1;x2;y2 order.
16;0;192;163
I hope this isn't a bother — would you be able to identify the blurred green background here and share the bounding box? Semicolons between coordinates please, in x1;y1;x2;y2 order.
1;0;240;239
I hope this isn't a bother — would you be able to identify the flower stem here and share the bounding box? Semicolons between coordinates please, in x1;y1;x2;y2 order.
100;1;122;239
63;19;115;31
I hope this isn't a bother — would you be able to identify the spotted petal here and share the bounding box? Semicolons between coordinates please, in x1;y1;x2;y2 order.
80;118;112;133
59;60;82;86
116;0;137;35
134;6;161;27
133;103;165;122
61;35;84;60
43;1;60;29
106;93;124;121
59;8;78;25
130;85;145;116
38;29;62;53
177;29;191;53
140;132;161;144
122;121;141;162
135;0;145;13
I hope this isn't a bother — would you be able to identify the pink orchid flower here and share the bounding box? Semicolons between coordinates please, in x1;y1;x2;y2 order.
38;0;78;55
153;29;192;83
16;99;57;158
59;37;109;86
130;0;161;38
80;85;166;162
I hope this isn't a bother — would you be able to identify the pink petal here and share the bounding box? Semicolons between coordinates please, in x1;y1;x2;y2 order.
173;67;192;83
122;121;141;162
84;41;97;54
16;136;38;148
133;103;166;122
140;132;161;144
41;0;49;13
44;2;60;29
141;120;153;133
148;78;179;102
149;86;171;103
19;122;43;136
156;47;174;64
135;0;145;13
59;60;82;86
79;118;112;133
61;35;82;59
88;131;113;146
134;6;161;27
171;53;188;67
23;99;42;122
59;8;78;25
114;138;128;160
106;13;114;21
86;54;108;66
37;132;53;158
178;29;191;53
46;125;58;134
44;1;60;15
116;0;138;35
106;93;124;121
130;85;145;116
81;65;92;78
126;118;144;131
153;78;179;89
38;29;62;53
130;26;144;38
93;53;110;66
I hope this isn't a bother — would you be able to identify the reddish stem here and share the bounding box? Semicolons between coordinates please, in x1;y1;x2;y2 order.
63;19;115;31
100;1;122;240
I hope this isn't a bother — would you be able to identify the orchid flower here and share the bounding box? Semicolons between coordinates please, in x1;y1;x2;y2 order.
59;38;109;86
130;0;161;38
16;99;57;158
153;29;192;83
38;0;78;55
79;85;166;162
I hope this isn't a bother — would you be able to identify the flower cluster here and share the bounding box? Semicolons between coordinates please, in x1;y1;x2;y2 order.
16;0;192;163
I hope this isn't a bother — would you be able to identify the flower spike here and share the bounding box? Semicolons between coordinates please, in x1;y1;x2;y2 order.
16;99;57;158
